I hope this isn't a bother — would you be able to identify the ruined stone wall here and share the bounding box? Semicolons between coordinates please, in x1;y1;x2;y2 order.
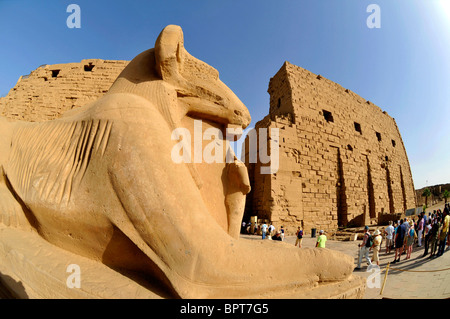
415;183;450;207
0;59;129;121
245;62;416;234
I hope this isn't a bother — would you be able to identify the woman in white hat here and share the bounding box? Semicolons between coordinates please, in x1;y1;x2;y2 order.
371;229;382;266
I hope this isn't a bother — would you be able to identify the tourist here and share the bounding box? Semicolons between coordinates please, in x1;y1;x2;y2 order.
403;218;410;231
422;219;432;257
356;226;372;269
384;221;395;254
253;222;258;235
437;209;449;257
402;218;410;253
393;219;407;263
447;206;450;247
417;215;424;247
393;221;398;241
405;222;416;260
371;229;382;266
261;222;268;239
268;223;275;237
445;207;450;247
272;230;283;241
422;212;427;243
315;230;327;248
295;226;303;248
429;217;441;258
280;226;285;241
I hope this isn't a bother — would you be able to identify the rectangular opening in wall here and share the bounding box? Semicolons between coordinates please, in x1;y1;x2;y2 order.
330;146;347;227
385;166;395;214
366;156;376;219
376;132;382;142
400;165;407;213
51;70;60;78
354;122;362;134
84;63;95;72
392;139;396;147
277;98;281;108
322;110;334;123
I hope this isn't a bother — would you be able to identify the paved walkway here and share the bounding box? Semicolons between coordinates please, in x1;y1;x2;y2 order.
242;234;450;299
2;232;448;299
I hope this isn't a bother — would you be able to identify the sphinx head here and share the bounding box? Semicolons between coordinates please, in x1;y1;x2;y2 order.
110;25;251;130
154;25;251;129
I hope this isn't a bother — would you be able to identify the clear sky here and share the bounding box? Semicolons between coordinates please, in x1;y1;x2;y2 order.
0;0;449;189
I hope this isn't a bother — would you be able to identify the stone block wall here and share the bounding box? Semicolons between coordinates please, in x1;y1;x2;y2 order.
245;62;417;234
0;59;129;121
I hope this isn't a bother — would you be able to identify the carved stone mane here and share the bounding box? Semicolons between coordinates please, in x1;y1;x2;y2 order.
9;119;112;205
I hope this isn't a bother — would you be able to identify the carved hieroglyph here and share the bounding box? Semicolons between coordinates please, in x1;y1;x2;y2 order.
0;25;365;298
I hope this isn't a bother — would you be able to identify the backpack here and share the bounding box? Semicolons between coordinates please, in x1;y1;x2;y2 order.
365;234;373;248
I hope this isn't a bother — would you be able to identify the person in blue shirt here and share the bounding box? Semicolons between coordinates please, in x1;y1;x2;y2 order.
261;223;268;239
393;219;407;264
295;227;303;248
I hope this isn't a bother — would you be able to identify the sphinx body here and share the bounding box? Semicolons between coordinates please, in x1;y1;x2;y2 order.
0;25;364;298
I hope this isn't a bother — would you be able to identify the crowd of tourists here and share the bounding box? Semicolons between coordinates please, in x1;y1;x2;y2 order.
241;221;286;241
356;203;450;269
241;221;326;248
242;203;450;268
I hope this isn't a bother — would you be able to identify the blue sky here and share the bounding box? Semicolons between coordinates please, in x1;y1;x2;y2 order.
0;0;449;189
